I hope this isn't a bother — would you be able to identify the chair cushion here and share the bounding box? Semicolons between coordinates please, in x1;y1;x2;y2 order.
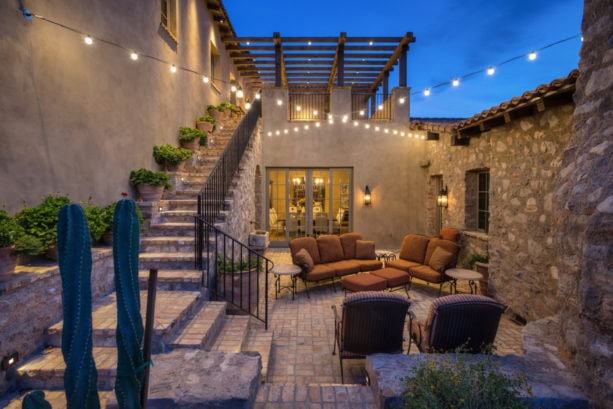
440;227;461;242
371;268;411;287
409;265;446;283
355;240;376;259
398;235;430;263
341;274;387;292
290;237;321;265
317;235;345;263
340;232;362;259
386;258;422;273
304;264;336;281
424;238;460;267
294;248;314;272
326;260;361;276
356;259;384;272
428;247;454;273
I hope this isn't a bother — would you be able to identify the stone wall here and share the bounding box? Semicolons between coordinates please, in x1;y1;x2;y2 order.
425;103;575;321
0;250;114;395
554;1;613;406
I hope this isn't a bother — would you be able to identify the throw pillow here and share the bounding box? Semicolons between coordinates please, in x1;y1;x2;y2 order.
428;247;454;272
355;240;376;259
294;248;314;272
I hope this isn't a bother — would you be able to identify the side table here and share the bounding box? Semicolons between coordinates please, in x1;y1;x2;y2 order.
375;250;397;264
445;268;484;294
272;264;301;300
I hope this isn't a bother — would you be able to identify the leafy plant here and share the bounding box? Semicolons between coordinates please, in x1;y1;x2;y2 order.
219;101;239;113
216;255;262;273
129;168;171;189
0;210;24;248
83;205;108;241
179;126;207;143
15;194;72;251
152;144;192;167
197;114;217;127
399;354;531;409
101;202;144;233
13;234;46;256
466;253;489;269
207;104;221;113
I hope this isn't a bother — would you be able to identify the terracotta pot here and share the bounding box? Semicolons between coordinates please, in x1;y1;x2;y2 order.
180;139;199;152
475;262;489;296
211;110;224;124
196;121;214;133
137;184;164;202
0;246;17;281
166;161;186;172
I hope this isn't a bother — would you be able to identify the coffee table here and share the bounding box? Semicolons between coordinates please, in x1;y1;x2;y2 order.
272;264;302;300
445;268;483;294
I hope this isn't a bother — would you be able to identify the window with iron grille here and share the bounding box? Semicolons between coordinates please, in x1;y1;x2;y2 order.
161;0;177;42
477;171;490;233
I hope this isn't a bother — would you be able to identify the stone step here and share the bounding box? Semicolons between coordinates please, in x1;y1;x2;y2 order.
158;210;197;223
140;236;194;252
243;327;274;382
0;390;114;409
208;315;250;353
17;347;118;390
139;252;194;270
138;269;201;291
254;384;376;406
162;199;198;211
171;301;226;349
46;290;202;353
146;222;194;237
166;190;200;200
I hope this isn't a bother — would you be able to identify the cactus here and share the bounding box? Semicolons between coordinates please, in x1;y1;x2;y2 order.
113;199;145;408
57;204;100;408
21;391;51;409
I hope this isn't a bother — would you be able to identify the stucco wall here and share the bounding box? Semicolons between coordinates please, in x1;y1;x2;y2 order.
261;87;428;249
0;0;245;213
425;104;574;322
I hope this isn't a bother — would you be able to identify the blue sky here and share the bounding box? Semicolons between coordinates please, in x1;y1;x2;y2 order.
224;0;583;118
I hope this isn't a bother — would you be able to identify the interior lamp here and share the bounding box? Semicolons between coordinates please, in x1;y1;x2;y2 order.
364;186;372;206
437;186;449;208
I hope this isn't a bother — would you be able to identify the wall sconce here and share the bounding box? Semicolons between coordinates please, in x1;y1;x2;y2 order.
1;352;18;371
437;185;449;208
364;185;372;206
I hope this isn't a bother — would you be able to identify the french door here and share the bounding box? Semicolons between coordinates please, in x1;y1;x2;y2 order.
267;168;352;244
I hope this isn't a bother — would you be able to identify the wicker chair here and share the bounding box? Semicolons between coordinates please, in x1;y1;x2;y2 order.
332;291;411;383
408;294;505;353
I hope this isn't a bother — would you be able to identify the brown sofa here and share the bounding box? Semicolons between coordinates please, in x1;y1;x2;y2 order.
289;233;383;295
386;228;461;295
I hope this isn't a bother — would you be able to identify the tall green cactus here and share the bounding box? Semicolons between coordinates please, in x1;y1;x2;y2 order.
57;204;100;408
113;199;145;409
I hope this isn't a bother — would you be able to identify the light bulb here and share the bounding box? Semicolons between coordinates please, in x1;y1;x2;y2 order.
296;105;302;111
130;52;138;60
267;132;272;136
359;110;365;116
353;121;359;127
365;124;370;129
315;122;321;127
304;125;309;130
231;85;237;92
84;35;93;45
284;129;289;134
245;102;251;110
452;78;460;87
275;130;280;135
255;93;261;100
276;99;282;106
399;97;406;104
294;127;299;132
384;128;389;133
375;126;380;132
487;66;495;76
313;109;318;116
424;88;431;96
528;51;537;61
170;64;177;73
378;104;383;111
393;130;398;135
369;41;373;46
203;76;209;83
342;115;348;123
236;89;244;98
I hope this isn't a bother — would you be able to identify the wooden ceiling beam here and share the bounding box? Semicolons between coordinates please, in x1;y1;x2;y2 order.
368;32;415;94
328;33;346;93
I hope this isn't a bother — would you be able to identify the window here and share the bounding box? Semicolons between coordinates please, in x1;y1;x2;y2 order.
161;0;177;41
210;43;221;90
477;171;490;233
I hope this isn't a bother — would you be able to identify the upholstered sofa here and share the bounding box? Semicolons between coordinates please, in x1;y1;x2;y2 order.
289;233;383;294
386;228;461;295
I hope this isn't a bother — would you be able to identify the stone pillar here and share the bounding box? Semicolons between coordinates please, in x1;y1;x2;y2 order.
391;87;410;124
330;86;352;119
261;87;288;134
554;1;613;407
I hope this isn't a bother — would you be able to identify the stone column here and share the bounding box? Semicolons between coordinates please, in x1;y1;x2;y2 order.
330;86;352;120
391;87;410;124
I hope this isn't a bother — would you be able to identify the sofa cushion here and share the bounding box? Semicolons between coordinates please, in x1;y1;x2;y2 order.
439;227;461;242
386;258;422;273
294;248;314;272
428;247;454;273
304;264;336;281
409;265;446;283
398;234;430;264
317;235;345;263
341;273;387;292
356;240;376;259
326;260;361;276
356;259;384;272
340;232;362;259
371;268;411;287
424;238;460;267
290;237;321;265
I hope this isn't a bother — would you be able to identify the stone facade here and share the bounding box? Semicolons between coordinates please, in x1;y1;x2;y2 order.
0;250;114;395
425;103;575;321
554;1;613;407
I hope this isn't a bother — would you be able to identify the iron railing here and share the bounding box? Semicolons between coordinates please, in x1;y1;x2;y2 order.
195;216;271;328
351;93;392;120
289;93;329;121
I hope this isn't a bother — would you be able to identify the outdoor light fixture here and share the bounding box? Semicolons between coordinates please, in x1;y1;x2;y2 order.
1;352;18;371
399;97;406;104
276;99;283;106
255;93;261;100
364;186;372;206
424;88;431;96
437;186;449;208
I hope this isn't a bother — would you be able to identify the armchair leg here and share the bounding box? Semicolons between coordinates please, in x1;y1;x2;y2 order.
302;278;311;299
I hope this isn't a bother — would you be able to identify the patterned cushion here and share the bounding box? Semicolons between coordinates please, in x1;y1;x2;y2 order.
355;240;376;259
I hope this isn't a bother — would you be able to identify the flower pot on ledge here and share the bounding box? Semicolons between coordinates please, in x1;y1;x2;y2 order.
137;184;164;202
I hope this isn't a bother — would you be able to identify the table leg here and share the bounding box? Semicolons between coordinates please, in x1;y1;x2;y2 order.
451;279;458;294
468;280;477;294
274;274;280;299
291;275;296;300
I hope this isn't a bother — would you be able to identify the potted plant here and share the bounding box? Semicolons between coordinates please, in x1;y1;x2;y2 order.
0;210;24;279
219;101;238;119
129;168;171;202
178;127;207;151
152;144;192;172
466;253;489;296
207;104;226;123
196;114;216;133
216;255;262;313
15;194;72;260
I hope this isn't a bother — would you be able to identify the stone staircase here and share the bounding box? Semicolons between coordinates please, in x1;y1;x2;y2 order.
3;113;273;408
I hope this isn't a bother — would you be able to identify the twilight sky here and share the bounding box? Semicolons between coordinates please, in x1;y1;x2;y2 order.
224;0;583;119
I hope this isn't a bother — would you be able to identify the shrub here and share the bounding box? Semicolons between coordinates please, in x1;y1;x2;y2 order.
13;234;46;256
179;127;207;143
129;168;171;189
83;205;108;241
466;253;489;269
152;144;192;167
15;194;72;251
216;255;263;273
399;354;531;409
0;210;24;248
101;202;144;233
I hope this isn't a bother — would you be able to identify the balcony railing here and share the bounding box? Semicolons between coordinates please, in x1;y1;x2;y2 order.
351;93;392;120
288;93;329;121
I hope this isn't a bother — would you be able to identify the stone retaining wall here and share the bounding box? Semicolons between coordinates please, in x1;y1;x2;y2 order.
0;250;114;396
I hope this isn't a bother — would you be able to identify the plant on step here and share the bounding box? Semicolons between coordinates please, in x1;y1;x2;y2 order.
465;252;489;269
13;234;46;256
179;126;207;146
113;199;146;409
57;203;101;408
207;103;224;113
152;144;192;168
129;168;171;189
101;202;144;235
399;353;531;409
219;101;239;113
84;204;109;241
15;194;72;254
196;114;217;131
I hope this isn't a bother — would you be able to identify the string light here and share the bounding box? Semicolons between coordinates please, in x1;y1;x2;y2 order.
284;129;289;134
528;51;537;61
170;64;177;73
130;52;138;60
255;93;261;100
423;88;431;96
84;35;93;45
245;102;251;110
452;78;460;87
236;89;244;98
203;76;209;83
230;84;237;92
486;66;495;76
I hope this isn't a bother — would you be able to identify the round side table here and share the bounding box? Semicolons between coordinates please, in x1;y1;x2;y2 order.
272;264;302;300
445;268;484;294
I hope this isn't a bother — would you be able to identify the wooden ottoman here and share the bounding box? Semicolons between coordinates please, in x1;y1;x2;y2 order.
341;273;387;294
371;267;411;296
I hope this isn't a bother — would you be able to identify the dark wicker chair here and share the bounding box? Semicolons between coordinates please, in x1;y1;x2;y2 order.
408;294;506;353
332;291;411;383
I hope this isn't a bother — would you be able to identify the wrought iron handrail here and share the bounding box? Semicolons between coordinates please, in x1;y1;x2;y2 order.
195;215;271;329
